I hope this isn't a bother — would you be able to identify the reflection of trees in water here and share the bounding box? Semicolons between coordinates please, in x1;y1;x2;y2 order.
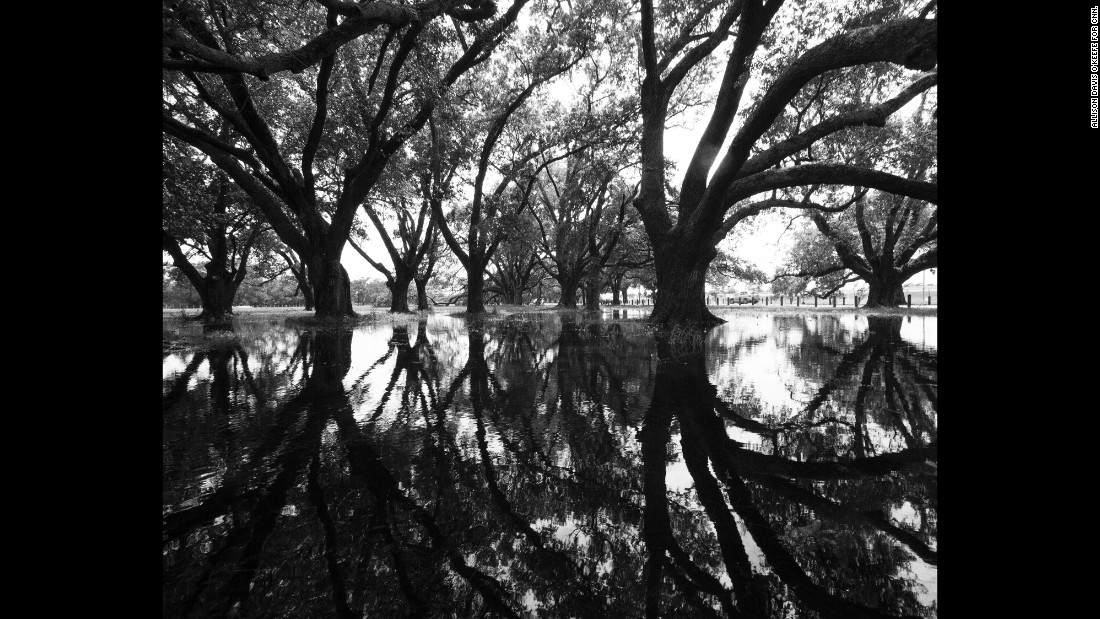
164;326;355;617
639;328;935;618
714;315;937;464
163;315;936;617
779;316;937;460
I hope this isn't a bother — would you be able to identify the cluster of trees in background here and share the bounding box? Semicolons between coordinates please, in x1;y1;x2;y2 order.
163;0;937;324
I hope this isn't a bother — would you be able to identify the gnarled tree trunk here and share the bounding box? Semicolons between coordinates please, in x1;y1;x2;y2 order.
196;273;240;321
558;281;579;308
387;274;413;313
649;244;722;326
310;255;356;319
584;279;600;310
162;232;248;322
466;265;486;313
415;278;430;311
864;276;906;308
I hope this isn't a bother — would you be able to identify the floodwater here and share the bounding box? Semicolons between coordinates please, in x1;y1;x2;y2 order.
163;309;937;618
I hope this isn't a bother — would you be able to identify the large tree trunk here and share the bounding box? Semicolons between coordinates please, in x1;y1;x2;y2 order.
311;255;356;319
864;276;906;308
414;278;430;311
195;272;239;321
387;274;413;313
584;279;600;311
558;282;579;308
466;263;486;313
649;245;722;326
611;285;621;305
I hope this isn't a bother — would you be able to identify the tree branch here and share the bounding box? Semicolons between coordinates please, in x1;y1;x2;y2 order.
164;1;435;79
302;9;340;196
740;71;938;177
349;236;394;282
699;18;938;212
724;164;937;207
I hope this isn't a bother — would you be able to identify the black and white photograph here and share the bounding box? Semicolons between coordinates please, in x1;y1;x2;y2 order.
162;0;938;616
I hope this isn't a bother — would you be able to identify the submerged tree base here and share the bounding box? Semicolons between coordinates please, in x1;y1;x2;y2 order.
647;304;726;329
189;311;234;323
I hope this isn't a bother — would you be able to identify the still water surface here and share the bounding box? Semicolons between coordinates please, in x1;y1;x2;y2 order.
163;309;937;618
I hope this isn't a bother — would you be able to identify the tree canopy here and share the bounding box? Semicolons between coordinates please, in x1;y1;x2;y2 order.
164;0;938;322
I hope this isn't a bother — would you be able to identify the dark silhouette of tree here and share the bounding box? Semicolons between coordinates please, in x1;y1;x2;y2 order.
774;189;937;306
772;94;936;306
426;17;603;313
530;155;636;308
250;232;316;309
626;0;938;325
605;217;654;304
163;0;531;318
349;199;437;312
163;138;265;320
486;211;544;304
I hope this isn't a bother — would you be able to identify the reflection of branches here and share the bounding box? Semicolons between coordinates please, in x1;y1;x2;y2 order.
162;350;206;411
232;344;267;410
882;353;919;449
681;387;922;619
372;494;431;617
349;344;397;395
853;347;878;458
725;442;937;481
748;475;937;567
639;396;674;617
471;370;542;546
679;420;756;616
182;399;331;618
718;464;920;619
801;337;877;417
306;454;355;619
164;363;319;544
330;400;523;618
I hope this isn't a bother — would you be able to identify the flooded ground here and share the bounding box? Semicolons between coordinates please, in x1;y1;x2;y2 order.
163;308;937;618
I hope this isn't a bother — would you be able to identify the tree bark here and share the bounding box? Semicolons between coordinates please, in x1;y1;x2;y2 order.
583;279;600;310
196;271;240;321
414;278;430;311
387;275;413;313
558;283;579;308
466;265;486;313
163;233;242;322
310;254;356;318
648;245;722;326
864;276;906;308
